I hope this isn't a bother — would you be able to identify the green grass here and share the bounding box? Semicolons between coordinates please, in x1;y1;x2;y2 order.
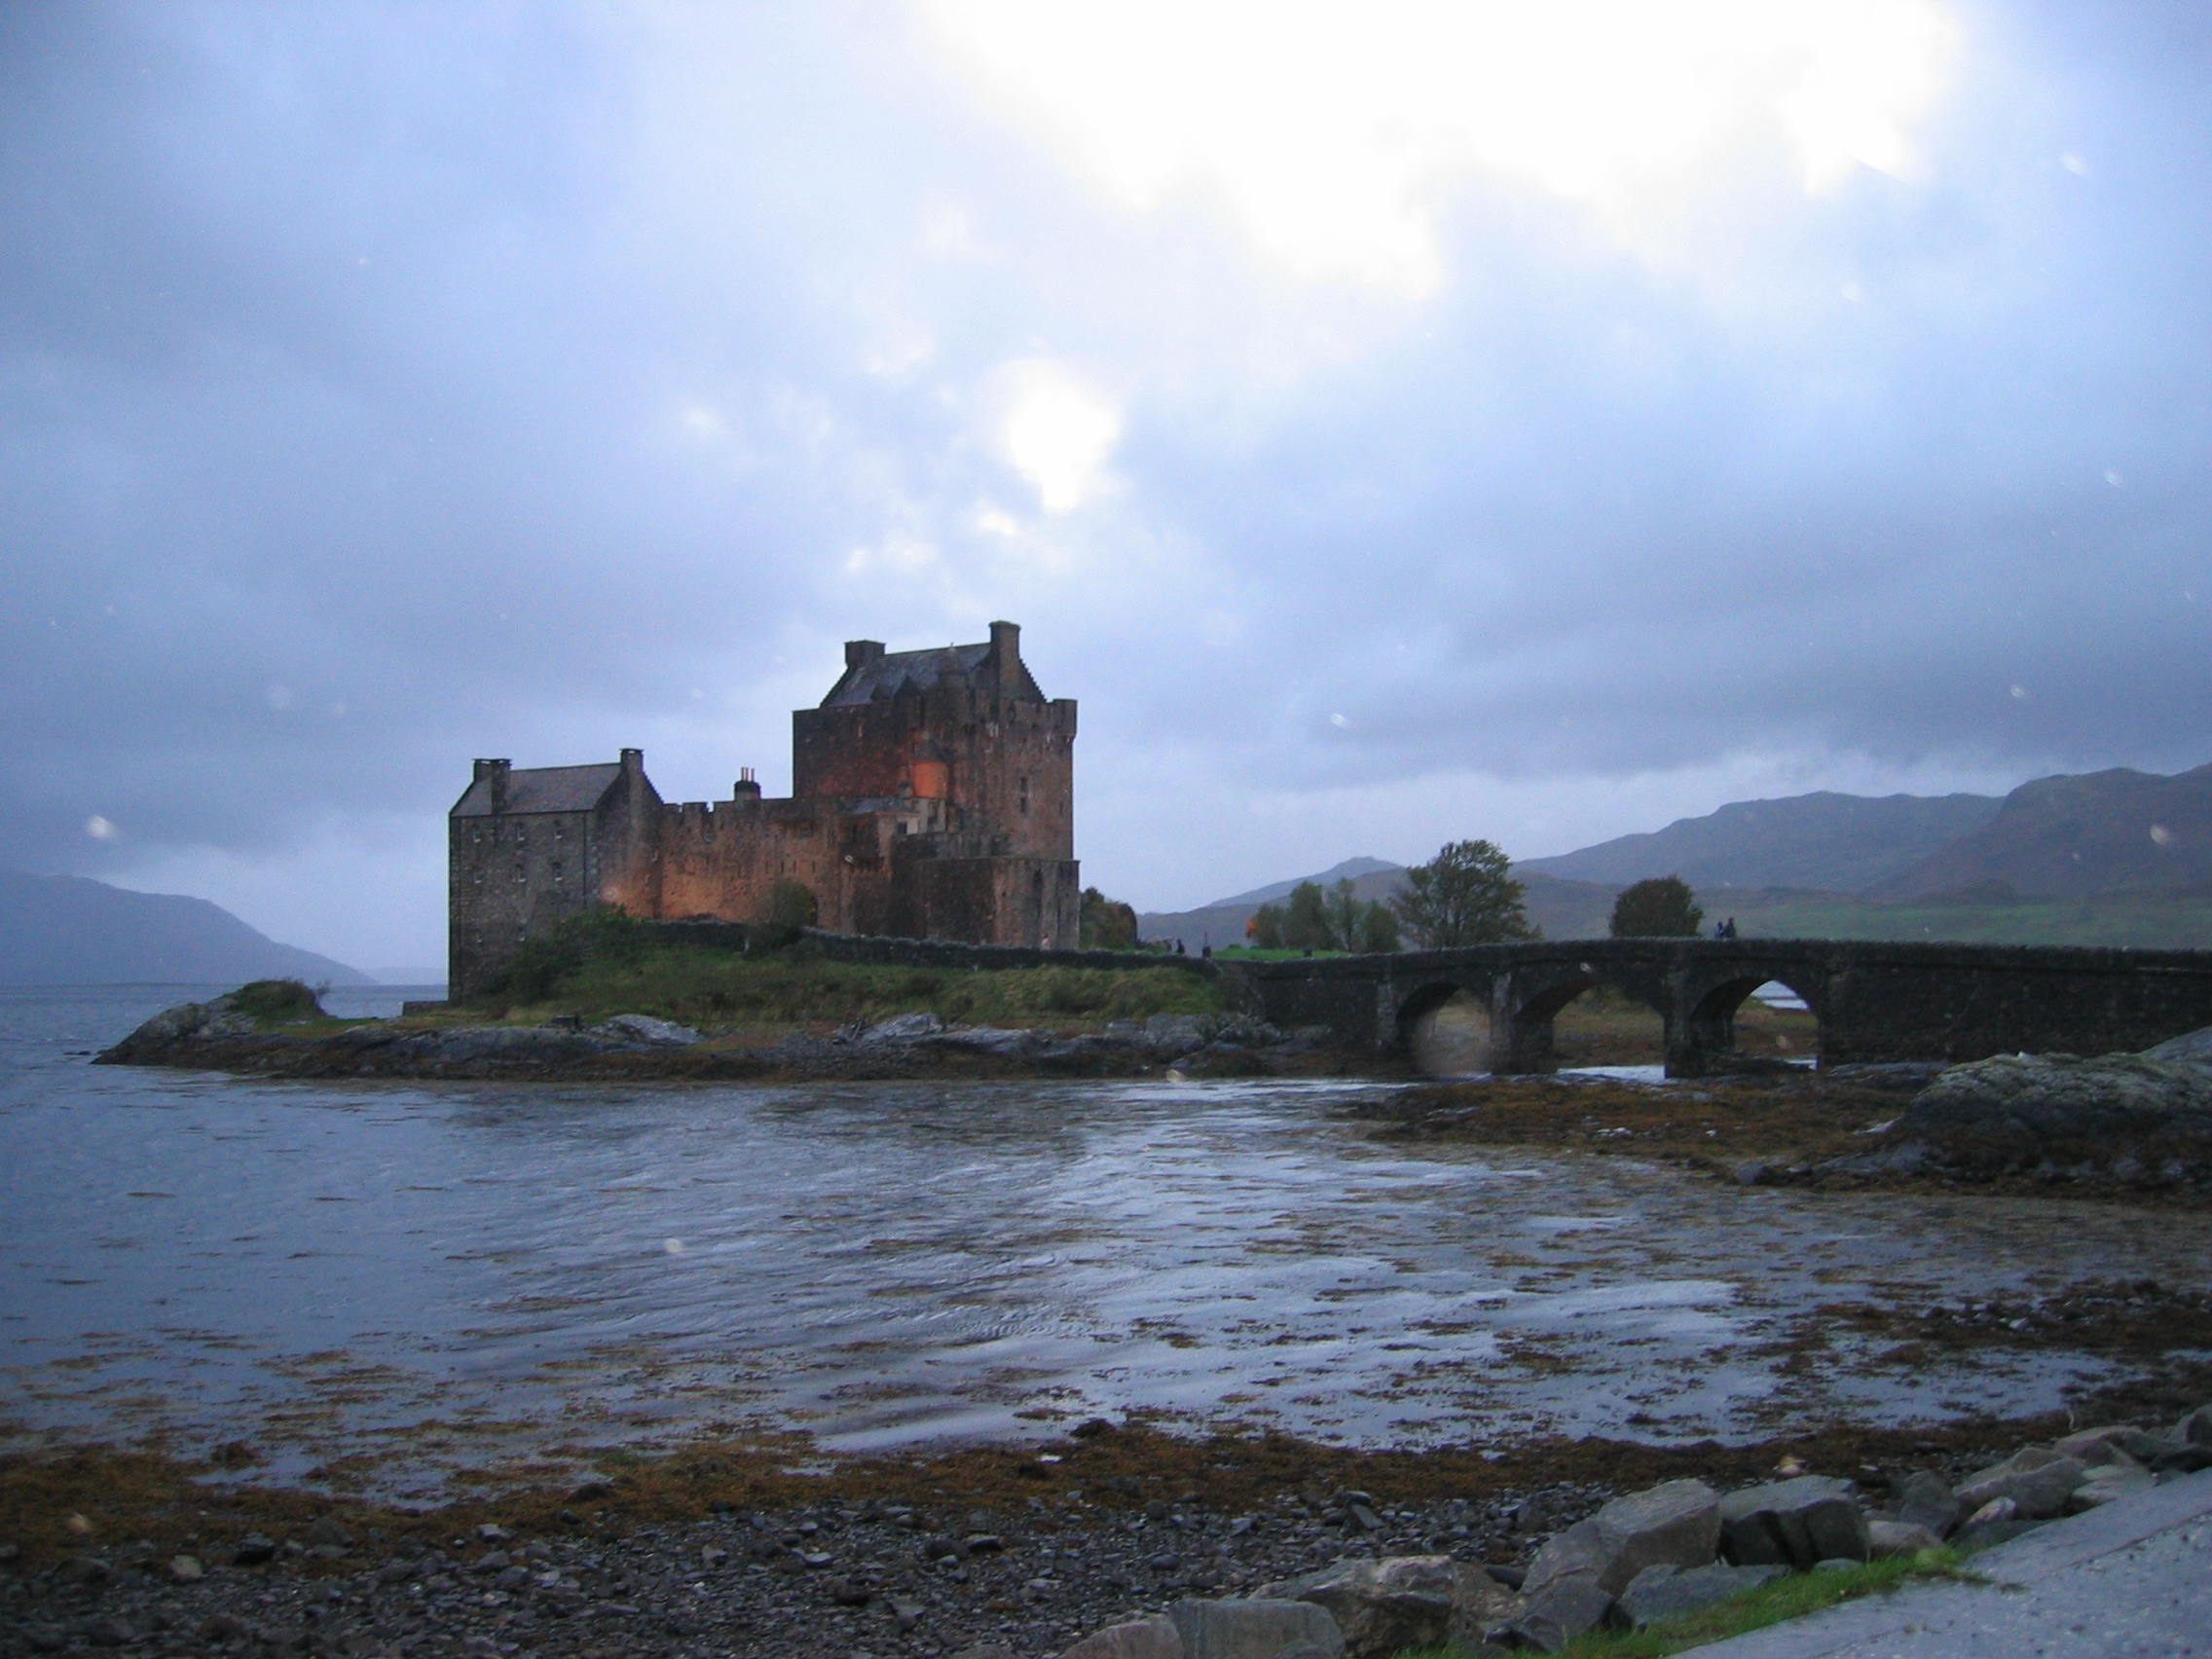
1211;946;1358;961
1395;1551;1981;1659
485;945;1225;1033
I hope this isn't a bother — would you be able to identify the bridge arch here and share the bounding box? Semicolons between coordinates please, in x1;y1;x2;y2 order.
1394;976;1495;1075
1241;939;2212;1078
1672;965;1827;1076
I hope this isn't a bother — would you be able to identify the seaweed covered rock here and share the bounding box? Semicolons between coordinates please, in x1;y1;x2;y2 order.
1829;1050;2212;1186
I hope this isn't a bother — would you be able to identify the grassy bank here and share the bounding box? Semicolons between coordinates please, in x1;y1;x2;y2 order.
456;914;1227;1036
501;949;1223;1033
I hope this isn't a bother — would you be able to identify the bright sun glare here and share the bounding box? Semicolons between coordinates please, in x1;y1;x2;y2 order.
927;0;1959;295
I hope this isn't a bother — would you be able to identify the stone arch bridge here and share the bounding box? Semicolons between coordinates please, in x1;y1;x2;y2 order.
1219;939;2212;1077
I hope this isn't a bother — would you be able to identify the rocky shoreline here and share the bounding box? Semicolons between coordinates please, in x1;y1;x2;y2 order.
93;998;1360;1085
1364;1026;2212;1199
9;1405;2211;1659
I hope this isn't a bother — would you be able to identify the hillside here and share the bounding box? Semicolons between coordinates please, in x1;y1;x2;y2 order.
1517;790;2000;893
1138;861;1624;947
1137;862;1406;951
0;869;371;986
1875;763;2212;899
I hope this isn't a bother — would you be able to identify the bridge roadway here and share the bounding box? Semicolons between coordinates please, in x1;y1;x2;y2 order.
1220;937;2212;1077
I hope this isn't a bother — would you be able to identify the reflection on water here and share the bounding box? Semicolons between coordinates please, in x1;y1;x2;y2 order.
4;985;2208;1497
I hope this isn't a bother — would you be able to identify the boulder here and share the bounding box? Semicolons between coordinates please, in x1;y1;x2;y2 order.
2142;1025;2212;1071
2066;1463;2156;1512
855;1012;943;1046
1717;1476;1869;1568
1505;1577;1615;1654
1165;1599;1343;1659
1888;1052;2212;1181
1613;1563;1785;1631
1143;1014;1218;1055
2173;1403;2212;1447
1865;1519;1942;1558
1260;1556;1513;1659
917;1026;1040;1057
1889;1470;1963;1539
1524;1480;1721;1601
1060;1623;1182;1659
2053;1425;2171;1468
103;996;259;1054
595;1013;701;1046
1954;1449;2088;1521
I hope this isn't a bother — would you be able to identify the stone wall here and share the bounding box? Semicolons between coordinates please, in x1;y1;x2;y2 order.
643;919;1215;979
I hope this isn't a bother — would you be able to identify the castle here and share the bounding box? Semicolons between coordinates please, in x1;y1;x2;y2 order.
448;621;1079;996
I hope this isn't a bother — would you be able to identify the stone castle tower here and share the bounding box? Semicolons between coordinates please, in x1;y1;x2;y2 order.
448;622;1078;995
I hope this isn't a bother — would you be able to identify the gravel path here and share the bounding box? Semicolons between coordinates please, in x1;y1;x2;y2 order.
3;1481;1595;1659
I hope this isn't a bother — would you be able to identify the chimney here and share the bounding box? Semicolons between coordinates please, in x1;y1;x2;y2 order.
620;747;644;775
733;766;762;802
845;640;885;671
988;620;1019;665
474;757;511;814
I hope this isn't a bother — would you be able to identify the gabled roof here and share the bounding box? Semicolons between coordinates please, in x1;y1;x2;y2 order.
823;643;991;707
452;763;623;817
820;639;1045;707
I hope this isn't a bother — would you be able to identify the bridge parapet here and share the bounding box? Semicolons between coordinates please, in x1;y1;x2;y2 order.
1232;938;2212;1077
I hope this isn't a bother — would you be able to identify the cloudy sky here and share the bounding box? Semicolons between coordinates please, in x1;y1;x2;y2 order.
6;1;2209;972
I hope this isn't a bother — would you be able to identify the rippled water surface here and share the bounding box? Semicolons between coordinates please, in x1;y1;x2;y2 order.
7;986;2209;1498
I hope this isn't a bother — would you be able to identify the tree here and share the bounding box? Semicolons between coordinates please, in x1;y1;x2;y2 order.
1355;900;1403;953
1079;886;1139;949
1323;879;1365;952
1609;875;1704;938
1324;877;1402;953
1389;839;1537;947
1247;903;1284;949
1280;880;1333;950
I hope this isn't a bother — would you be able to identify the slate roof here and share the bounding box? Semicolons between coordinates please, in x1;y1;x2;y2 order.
820;642;1043;707
452;763;624;817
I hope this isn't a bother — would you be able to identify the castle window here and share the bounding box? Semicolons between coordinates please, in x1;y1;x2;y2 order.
1017;775;1030;815
551;861;565;883
514;861;527;883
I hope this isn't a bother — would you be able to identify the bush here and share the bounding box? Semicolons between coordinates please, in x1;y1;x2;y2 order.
487;906;653;1004
765;879;818;932
1079;887;1140;949
228;978;325;1022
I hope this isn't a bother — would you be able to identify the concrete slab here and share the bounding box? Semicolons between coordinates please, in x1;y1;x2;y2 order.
1690;1468;2212;1657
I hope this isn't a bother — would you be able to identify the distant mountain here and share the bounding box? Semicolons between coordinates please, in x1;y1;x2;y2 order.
1201;857;1404;911
0;869;370;986
1518;791;2001;894
1137;759;2212;951
1875;763;2212;900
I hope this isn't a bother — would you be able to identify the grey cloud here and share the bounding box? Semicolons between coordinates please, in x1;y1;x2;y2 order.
4;0;2209;942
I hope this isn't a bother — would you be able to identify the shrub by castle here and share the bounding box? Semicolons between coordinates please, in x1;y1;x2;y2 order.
448;622;1078;996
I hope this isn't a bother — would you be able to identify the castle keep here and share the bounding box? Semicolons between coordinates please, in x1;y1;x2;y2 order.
448;622;1078;995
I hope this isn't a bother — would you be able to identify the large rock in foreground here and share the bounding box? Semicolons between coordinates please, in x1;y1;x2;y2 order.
1831;1050;2212;1186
